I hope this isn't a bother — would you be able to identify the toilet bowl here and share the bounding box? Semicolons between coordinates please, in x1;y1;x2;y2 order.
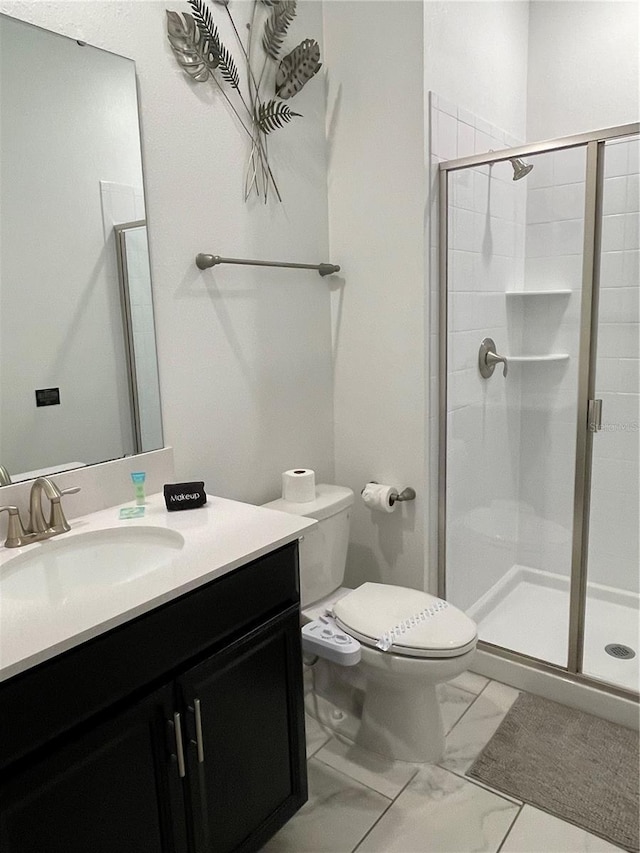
263;484;477;763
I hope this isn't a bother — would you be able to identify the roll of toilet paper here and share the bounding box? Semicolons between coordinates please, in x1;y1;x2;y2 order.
282;469;316;503
362;482;396;513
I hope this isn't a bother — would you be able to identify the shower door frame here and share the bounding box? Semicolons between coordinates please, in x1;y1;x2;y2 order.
437;122;640;701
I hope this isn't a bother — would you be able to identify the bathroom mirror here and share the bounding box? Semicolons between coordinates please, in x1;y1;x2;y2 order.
0;13;162;485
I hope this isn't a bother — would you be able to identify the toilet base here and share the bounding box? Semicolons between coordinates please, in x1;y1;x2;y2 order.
305;646;476;764
357;677;445;763
355;644;477;763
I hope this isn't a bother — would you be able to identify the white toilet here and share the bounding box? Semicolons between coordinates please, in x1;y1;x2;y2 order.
264;484;478;763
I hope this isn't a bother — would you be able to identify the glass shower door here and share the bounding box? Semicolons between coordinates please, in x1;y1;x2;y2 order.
443;143;588;668
581;135;639;693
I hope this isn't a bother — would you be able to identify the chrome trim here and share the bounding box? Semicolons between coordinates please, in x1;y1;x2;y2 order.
437;168;449;599
1;478;81;547
361;482;416;504
195;253;340;277
193;698;205;764
478;640;639;704
173;711;186;778
438;122;639;173
567;141;603;675
0;505;27;548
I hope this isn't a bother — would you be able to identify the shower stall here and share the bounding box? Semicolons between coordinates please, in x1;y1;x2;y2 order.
437;122;639;705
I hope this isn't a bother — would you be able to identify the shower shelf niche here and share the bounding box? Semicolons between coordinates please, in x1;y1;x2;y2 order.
508;354;570;363
505;289;572;297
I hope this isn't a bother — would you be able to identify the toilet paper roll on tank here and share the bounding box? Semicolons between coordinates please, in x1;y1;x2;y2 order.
282;468;316;503
361;482;396;513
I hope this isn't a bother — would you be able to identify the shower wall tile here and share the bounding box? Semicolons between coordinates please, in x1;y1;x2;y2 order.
597;323;639;358
598;287;639;323
457;120;476;158
528;218;584;257
624;212;639;249
553;147;588;185
624;248;638;282
627;174;639;210
600;250;625;286
529;153;554;188
603;176;629;215
527;187;554;224
602;214;627;251
591;455;639;495
604;139;630;177
436;111;459;160
619;357;639;389
553;182;585;220
554;217;584;254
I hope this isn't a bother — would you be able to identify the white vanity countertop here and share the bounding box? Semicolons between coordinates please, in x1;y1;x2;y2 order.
0;493;315;682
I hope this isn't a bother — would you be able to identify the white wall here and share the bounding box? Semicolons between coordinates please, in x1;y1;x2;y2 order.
323;1;427;592
424;1;530;142
527;0;640;140
0;0;334;504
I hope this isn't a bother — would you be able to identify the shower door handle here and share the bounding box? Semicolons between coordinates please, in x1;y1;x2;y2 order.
588;399;603;432
479;338;508;378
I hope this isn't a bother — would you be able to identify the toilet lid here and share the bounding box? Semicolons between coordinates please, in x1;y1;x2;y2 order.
333;583;477;659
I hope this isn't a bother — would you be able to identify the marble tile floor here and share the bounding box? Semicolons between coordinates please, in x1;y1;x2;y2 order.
262;673;627;853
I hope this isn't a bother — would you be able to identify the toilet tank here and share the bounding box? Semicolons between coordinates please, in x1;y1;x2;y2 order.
262;485;354;607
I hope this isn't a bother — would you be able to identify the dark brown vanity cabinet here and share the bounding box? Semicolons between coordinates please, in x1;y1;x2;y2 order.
0;541;307;853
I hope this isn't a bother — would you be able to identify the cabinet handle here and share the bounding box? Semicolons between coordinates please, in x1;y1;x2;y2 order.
193;698;205;764
173;712;186;778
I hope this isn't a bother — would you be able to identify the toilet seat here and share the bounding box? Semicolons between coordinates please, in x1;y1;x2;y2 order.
333;583;477;659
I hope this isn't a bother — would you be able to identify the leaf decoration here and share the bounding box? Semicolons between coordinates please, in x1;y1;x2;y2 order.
166;11;219;82
275;38;322;100
262;0;297;61
216;39;241;89
257;99;302;134
187;0;240;89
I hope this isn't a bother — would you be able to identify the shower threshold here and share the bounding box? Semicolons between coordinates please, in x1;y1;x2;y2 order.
467;565;639;694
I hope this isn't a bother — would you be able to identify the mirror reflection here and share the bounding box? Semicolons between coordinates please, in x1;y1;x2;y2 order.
0;14;162;485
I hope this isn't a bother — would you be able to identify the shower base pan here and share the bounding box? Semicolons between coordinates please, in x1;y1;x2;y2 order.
467;565;640;694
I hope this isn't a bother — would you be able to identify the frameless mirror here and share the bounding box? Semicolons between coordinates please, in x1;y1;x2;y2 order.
0;14;162;486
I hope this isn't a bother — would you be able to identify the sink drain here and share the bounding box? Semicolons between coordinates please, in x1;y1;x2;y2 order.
605;643;636;660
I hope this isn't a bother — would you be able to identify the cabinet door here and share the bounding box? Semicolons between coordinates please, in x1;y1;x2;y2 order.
0;684;188;853
179;608;307;853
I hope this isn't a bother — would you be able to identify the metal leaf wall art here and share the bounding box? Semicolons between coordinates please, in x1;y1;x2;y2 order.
166;0;323;202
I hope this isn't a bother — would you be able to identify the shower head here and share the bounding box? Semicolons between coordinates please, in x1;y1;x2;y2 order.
510;157;533;181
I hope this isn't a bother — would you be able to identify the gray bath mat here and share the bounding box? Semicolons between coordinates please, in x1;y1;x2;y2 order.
467;692;639;852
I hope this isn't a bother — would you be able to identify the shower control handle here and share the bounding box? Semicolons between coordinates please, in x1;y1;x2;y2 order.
479;338;508;378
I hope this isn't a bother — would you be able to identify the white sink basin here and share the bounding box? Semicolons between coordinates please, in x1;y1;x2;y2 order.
0;527;185;603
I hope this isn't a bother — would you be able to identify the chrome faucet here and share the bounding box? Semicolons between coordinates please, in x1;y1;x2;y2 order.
0;477;80;548
0;464;12;487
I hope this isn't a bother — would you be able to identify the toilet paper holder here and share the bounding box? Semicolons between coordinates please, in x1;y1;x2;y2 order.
361;482;416;505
